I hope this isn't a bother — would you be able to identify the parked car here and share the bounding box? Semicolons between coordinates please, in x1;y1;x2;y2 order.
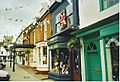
0;70;10;81
0;60;6;69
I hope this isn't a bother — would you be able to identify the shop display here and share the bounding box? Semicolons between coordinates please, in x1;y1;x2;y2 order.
50;48;70;74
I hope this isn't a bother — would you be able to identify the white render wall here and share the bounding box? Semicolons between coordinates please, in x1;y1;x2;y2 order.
79;0;119;29
0;46;8;56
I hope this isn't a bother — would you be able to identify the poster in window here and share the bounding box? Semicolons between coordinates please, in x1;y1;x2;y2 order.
60;10;66;29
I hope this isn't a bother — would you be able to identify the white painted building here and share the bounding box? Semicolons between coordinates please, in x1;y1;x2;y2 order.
75;0;119;81
78;0;119;29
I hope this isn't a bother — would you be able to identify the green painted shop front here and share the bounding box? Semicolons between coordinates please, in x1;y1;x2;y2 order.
100;20;119;81
73;13;119;81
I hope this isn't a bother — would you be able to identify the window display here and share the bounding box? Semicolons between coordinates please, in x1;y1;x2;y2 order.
50;48;70;74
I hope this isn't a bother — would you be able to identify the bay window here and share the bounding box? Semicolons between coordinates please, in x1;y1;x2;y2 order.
38;46;47;66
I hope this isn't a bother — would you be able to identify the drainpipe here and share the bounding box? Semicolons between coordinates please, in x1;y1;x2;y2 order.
72;0;79;29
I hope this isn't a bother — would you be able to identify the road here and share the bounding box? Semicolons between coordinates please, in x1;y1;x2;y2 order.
3;62;54;81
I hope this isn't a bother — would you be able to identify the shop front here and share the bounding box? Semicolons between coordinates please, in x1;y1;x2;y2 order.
48;0;80;80
48;35;81;81
100;21;119;81
48;36;70;80
74;14;119;81
36;42;48;74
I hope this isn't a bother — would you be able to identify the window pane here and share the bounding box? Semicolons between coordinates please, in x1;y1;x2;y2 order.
50;49;59;74
115;0;119;4
43;46;47;64
39;47;41;64
102;0;119;10
109;0;115;6
56;23;61;33
67;14;73;27
56;13;60;23
103;0;108;9
50;49;70;75
66;3;73;16
59;48;70;74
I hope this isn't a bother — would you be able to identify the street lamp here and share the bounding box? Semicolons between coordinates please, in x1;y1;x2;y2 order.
12;48;16;72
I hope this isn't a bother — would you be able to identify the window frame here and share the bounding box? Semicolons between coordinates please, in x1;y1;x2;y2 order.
55;3;74;33
99;0;119;11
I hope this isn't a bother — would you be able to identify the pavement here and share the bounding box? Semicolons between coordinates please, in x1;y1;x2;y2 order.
3;62;54;81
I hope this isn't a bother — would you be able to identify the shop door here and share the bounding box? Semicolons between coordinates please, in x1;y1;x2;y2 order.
72;48;79;80
85;40;102;81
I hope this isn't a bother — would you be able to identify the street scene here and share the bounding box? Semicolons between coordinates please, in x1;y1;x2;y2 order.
0;0;119;81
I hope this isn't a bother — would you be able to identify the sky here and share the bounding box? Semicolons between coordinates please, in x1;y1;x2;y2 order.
0;0;49;42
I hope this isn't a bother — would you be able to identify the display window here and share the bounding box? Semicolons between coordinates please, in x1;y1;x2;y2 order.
50;48;70;74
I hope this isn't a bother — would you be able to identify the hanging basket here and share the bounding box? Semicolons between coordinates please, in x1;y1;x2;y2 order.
67;38;82;49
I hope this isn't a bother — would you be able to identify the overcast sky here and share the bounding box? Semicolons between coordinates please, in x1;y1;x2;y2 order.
0;0;49;42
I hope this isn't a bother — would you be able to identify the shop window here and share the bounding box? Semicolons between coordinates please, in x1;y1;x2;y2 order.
100;0;119;10
50;48;70;74
51;49;59;74
43;46;47;64
110;42;119;81
55;2;73;33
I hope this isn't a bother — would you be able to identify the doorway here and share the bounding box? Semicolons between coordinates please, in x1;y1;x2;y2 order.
84;40;102;81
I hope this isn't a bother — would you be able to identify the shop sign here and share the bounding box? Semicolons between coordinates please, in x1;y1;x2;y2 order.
36;42;47;47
